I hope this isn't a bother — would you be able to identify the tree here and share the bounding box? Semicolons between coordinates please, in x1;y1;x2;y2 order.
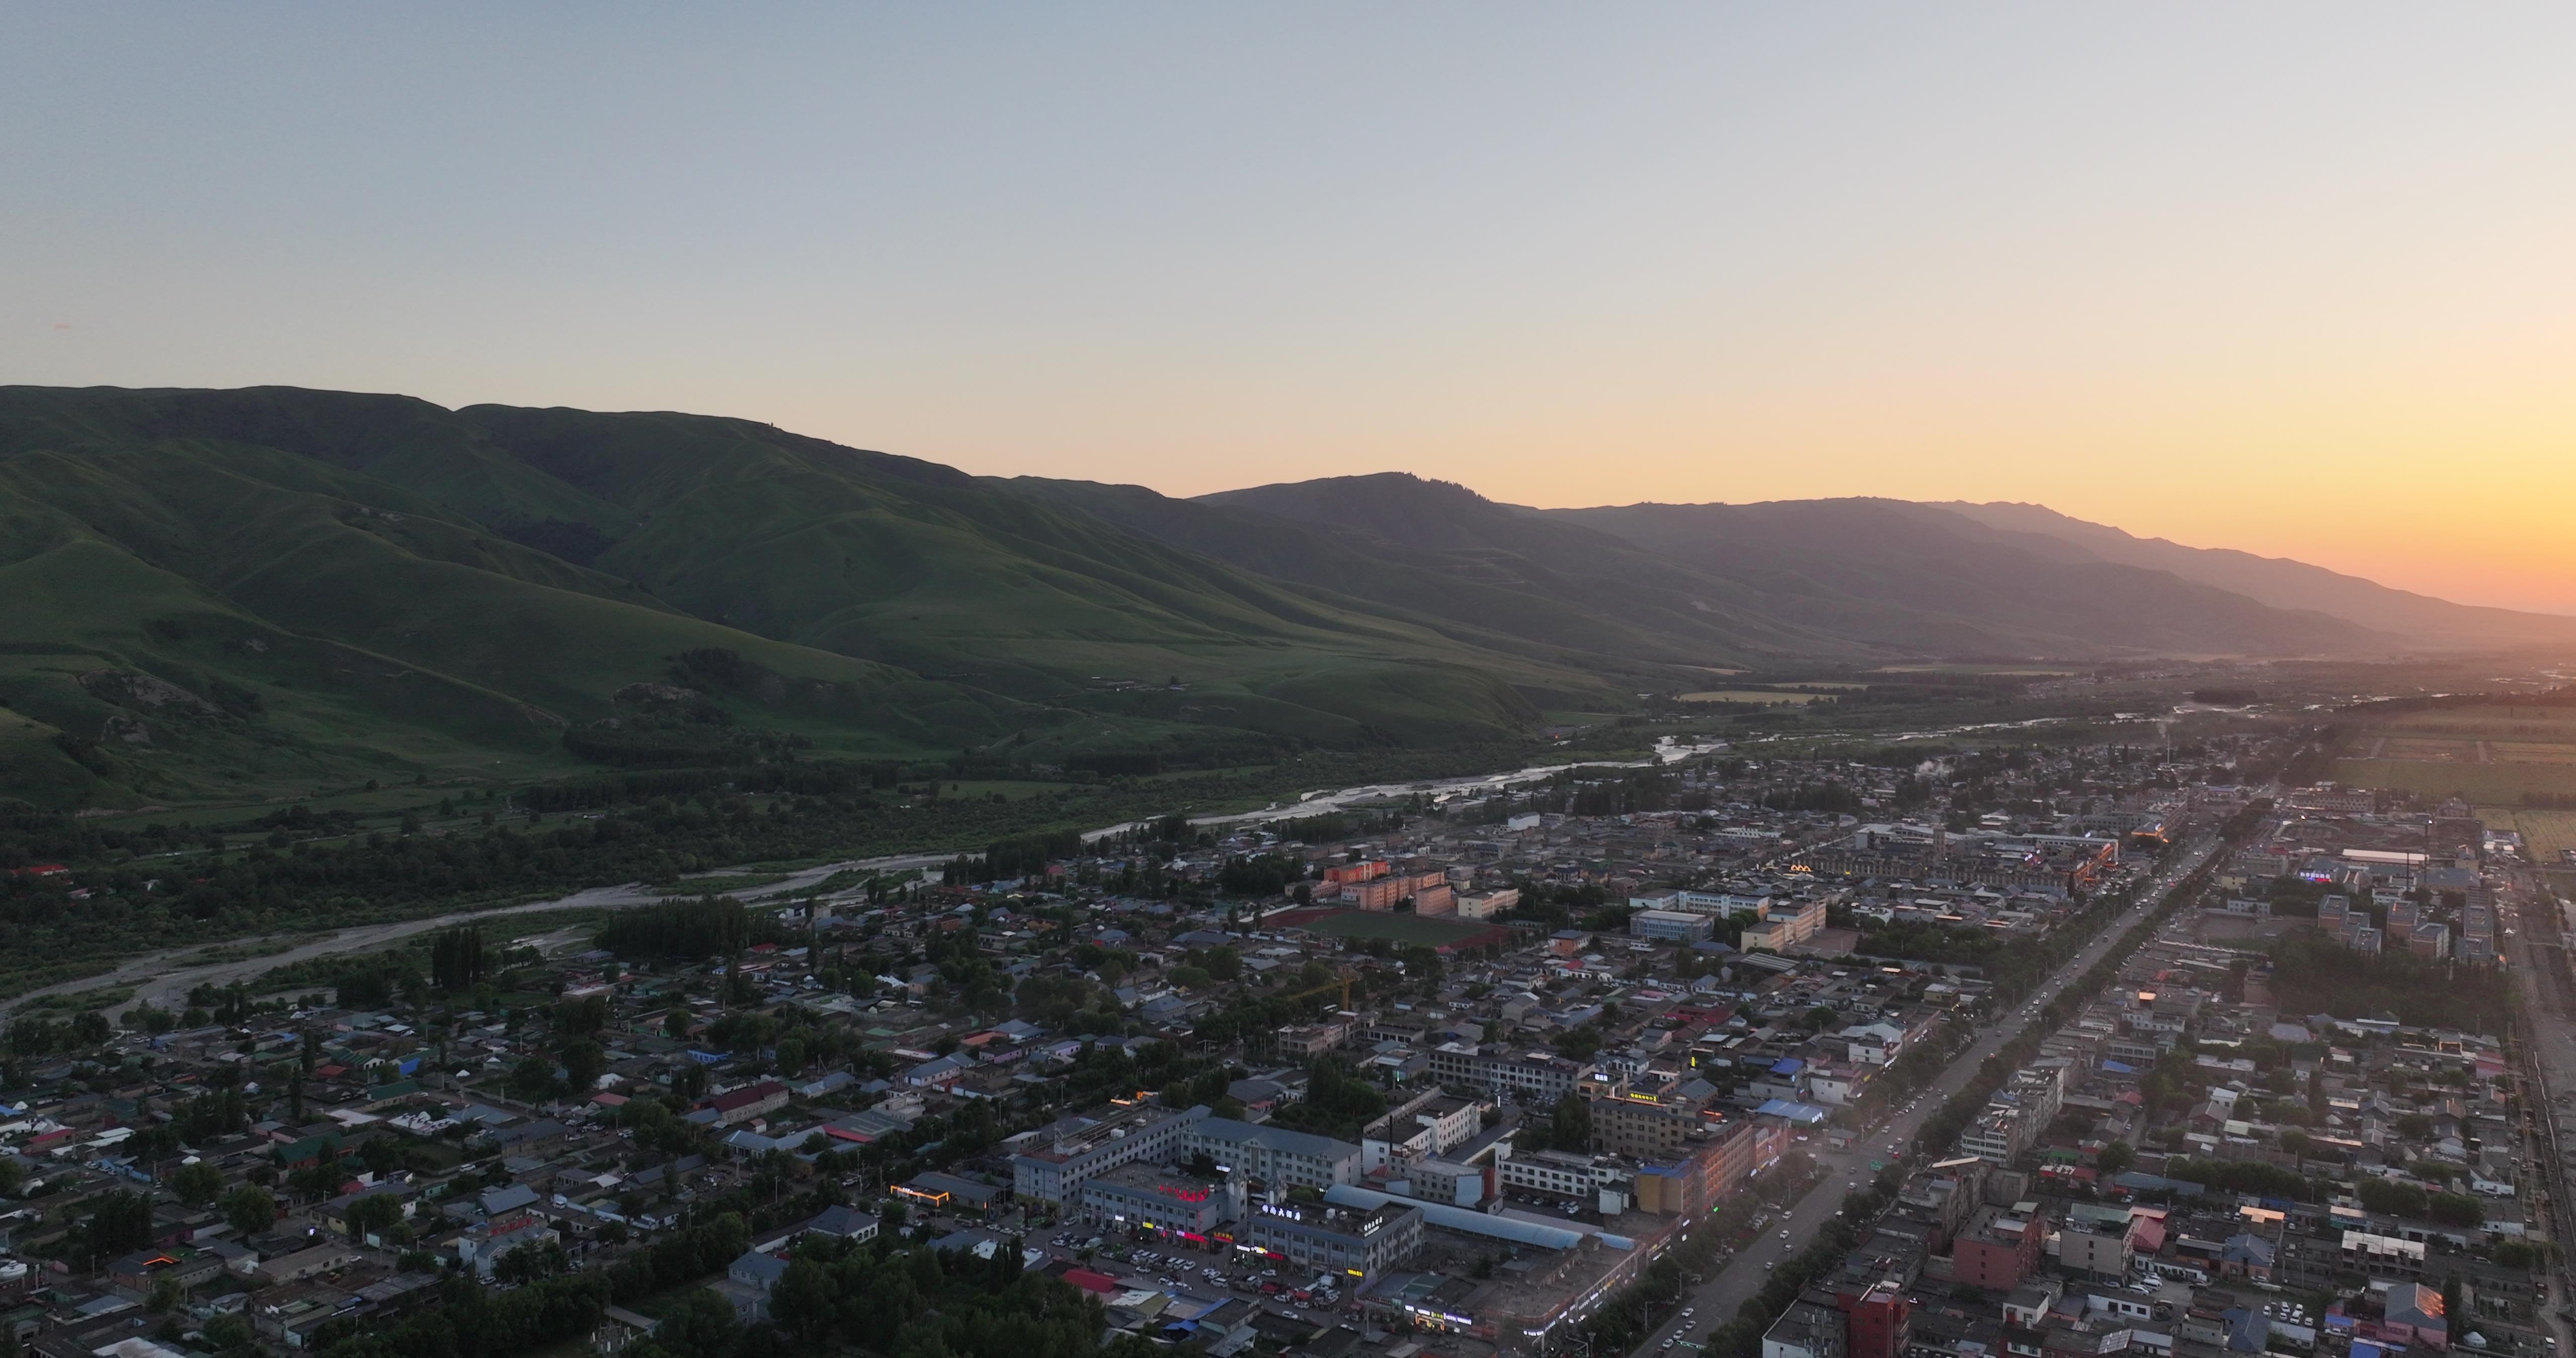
430;924;487;992
772;1257;838;1345
655;1287;744;1358
2097;1141;2135;1177
508;1055;560;1101
2427;1192;2485;1228
170;1160;225;1207
70;1190;154;1263
558;994;609;1037
359;1134;402;1177
200;1313;256;1356
561;1039;607;1093
224;1184;277;1235
344;1193;403;1242
1549;1092;1593;1153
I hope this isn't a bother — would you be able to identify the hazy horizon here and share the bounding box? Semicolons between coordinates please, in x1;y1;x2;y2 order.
12;6;2576;611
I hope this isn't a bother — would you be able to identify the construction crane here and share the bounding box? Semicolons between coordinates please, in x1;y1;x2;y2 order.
1277;964;1358;1012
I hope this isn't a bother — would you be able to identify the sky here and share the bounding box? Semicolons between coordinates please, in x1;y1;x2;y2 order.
9;6;2576;611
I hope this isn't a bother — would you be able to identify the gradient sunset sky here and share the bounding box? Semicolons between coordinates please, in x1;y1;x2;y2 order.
11;6;2575;611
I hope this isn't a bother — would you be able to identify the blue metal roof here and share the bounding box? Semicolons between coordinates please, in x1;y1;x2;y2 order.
1753;1098;1827;1125
1322;1185;1604;1251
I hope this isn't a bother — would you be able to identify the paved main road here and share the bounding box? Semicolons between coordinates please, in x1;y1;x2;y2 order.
5;848;968;1024
1630;834;2223;1354
2500;867;2576;1354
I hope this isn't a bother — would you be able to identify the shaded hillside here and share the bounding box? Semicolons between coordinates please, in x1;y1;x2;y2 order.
1001;475;1860;669
1547;498;2385;657
0;388;1613;806
1932;500;2576;647
1199;477;2387;659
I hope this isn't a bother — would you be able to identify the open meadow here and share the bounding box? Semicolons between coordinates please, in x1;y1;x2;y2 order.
2484;807;2576;867
2337;701;2576;803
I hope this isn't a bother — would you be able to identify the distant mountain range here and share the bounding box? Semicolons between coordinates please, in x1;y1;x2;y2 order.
1;385;2561;806
1926;500;2575;647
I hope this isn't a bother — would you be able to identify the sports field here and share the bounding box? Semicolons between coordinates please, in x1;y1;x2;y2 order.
1266;907;1513;952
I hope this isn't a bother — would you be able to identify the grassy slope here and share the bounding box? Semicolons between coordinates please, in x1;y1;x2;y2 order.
0;387;1637;807
995;475;1842;675
1542;497;2388;657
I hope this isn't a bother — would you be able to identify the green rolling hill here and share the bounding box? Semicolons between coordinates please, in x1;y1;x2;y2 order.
1028;472;2392;660
5;384;2507;814
0;387;1628;809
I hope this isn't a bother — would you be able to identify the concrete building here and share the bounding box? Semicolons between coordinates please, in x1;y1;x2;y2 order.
1577;1072;1713;1160
1079;1163;1246;1235
1243;1200;1424;1282
1763;1299;1848;1358
1183;1116;1362;1190
2056;1215;2131;1278
1428;1043;1585;1105
1953;1205;2044;1291
2409;922;2451;960
1629;910;1716;944
1742;897;1828;953
1360;1094;1484;1171
1496;1149;1625;1201
1011;1101;1209;1206
1838;1282;1911;1358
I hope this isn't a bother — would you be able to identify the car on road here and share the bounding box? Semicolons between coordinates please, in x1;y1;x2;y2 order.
1780;1229;1791;1239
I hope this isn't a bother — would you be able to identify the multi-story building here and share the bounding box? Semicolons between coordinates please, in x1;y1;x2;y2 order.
1183;1116;1362;1190
1742;897;1828;953
1454;888;1519;921
1959;1106;2029;1166
2409;923;2451;960
1078;1163;1246;1236
1274;1023;1348;1059
1348;870;1448;912
1496;1148;1626;1201
1838;1282;1911;1358
1428;1043;1585;1105
1953;1205;2044;1291
1763;1298;1848;1358
2056;1214;2131;1278
1578;1074;1713;1160
1630;910;1716;944
1011;1102;1209;1206
1244;1200;1424;1282
1359;1093;1484;1171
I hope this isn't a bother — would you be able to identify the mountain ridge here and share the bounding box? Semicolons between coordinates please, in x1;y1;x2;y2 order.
1929;499;2576;642
1184;475;2410;659
4;384;2557;813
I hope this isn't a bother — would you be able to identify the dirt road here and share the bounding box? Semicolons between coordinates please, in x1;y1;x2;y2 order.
6;848;962;1024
